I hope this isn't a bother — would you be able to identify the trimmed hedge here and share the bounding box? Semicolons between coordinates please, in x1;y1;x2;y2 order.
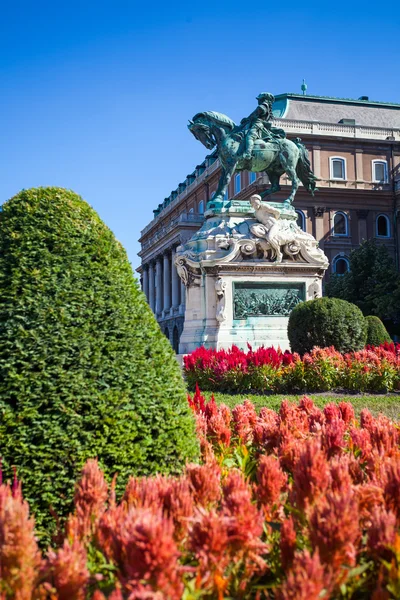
365;315;391;346
287;297;367;354
0;187;198;539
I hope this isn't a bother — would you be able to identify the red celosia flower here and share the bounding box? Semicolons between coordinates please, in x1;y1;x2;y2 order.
322;418;346;458
67;459;109;542
323;403;341;423
188;507;231;590
187;382;207;413
46;539;89;600
185;462;221;506
277;550;328;600
329;456;353;495
232;400;258;444
292;439;330;511
221;470;268;575
97;507;183;599
356;483;385;522
123;474;193;541
0;480;41;600
280;516;297;570
252;408;280;449
256;454;287;513
309;490;360;571
338;401;355;424
367;506;396;559
350;427;373;462
383;455;400;520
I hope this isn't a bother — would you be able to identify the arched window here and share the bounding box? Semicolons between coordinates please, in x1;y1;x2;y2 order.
333;211;349;236
330;156;346;180
333;255;350;275
198;200;204;214
164;327;170;340
372;160;388;183
295;209;306;232
376;214;390;237
189;207;194;214
210;190;216;199
249;172;257;184
234;173;241;194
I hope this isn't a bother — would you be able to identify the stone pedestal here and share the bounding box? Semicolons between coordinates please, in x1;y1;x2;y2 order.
176;195;329;353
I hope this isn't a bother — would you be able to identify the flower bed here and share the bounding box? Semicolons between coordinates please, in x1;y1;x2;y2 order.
184;342;400;394
3;392;400;598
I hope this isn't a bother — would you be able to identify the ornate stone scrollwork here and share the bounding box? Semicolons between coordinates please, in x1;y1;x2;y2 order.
215;277;227;322
174;194;329;279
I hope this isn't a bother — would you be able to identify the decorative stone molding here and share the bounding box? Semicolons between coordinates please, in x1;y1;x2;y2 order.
175;195;328;279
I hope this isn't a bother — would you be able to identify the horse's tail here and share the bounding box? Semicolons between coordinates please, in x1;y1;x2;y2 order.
293;138;318;196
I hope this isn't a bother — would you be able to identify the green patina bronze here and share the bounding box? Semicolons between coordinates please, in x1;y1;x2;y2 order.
188;92;317;211
233;282;304;319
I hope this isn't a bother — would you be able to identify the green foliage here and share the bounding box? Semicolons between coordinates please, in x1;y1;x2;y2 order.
0;187;198;539
287;297;367;354
365;315;391;346
325;239;400;326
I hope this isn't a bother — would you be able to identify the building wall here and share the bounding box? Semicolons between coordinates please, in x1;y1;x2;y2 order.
138;97;400;350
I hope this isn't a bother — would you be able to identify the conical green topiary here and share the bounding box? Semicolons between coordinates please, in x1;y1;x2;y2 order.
0;187;198;538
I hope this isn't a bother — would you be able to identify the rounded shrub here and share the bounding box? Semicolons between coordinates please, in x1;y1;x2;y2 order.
288;297;367;355
0;187;198;537
365;315;391;346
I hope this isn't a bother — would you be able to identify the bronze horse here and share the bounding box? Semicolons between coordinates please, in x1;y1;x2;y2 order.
188;110;317;208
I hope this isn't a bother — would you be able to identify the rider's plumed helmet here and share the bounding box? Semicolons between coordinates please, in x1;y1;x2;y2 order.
256;92;275;104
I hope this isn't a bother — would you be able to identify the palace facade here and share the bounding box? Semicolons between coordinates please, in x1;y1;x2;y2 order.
138;93;400;352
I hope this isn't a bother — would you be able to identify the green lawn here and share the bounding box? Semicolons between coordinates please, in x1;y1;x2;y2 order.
203;391;400;420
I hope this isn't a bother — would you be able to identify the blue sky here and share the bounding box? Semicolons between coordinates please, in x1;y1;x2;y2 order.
1;0;399;270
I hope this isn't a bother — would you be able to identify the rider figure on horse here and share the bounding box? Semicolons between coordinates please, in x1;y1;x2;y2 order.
241;92;285;160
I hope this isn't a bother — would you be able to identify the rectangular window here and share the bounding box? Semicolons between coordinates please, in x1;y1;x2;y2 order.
235;173;241;194
332;159;345;179
374;162;387;182
249;172;257;184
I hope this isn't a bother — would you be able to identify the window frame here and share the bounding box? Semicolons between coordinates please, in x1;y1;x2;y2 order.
295;209;306;232
372;160;388;183
249;171;257;184
234;173;241;194
332;254;350;276
329;156;347;181
376;213;391;238
332;211;349;237
198;200;204;214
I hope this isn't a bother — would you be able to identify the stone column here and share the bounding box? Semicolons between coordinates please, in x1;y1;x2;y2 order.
163;252;171;314
312;146;321;179
148;263;155;312
142;265;149;301
156;257;163;316
171;248;180;311
355;149;364;186
180;280;186;315
356;209;369;243
313;206;326;249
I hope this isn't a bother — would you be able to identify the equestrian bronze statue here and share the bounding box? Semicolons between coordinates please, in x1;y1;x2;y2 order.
188;92;317;209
